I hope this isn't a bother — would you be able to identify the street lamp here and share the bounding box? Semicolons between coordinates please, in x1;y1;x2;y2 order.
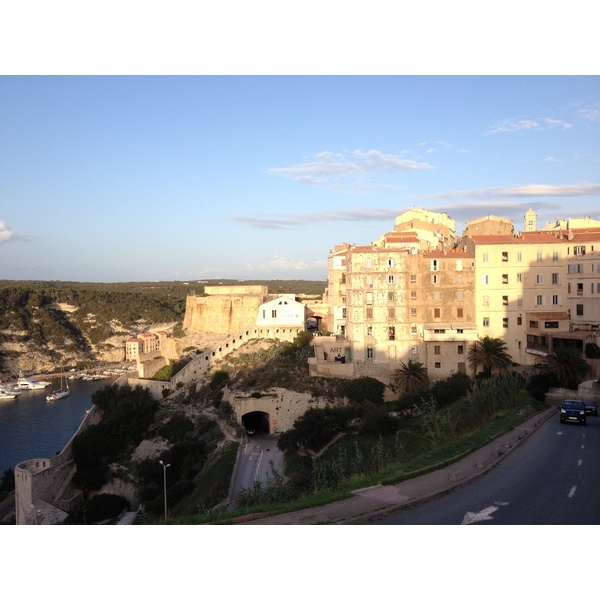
30;504;42;525
159;460;170;521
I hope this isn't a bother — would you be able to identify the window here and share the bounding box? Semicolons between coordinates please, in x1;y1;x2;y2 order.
530;320;539;328
553;251;559;261
502;295;508;306
482;252;489;263
412;346;418;355
434;329;446;334
482;274;489;285
536;251;543;262
388;258;395;268
389;346;396;359
457;307;464;318
388;307;396;319
431;274;439;284
502;274;508;284
342;308;346;319
411;291;417;300
544;321;559;329
433;291;441;301
552;273;559;284
517;252;523;263
410;274;417;284
574;245;586;255
366;292;373;305
517;273;523;283
366;308;373;319
434;362;441;369
483;295;489;306
388;291;395;302
411;308;417;317
536;274;544;284
502;252;508;262
365;258;372;268
568;264;583;274
366;326;372;336
434;345;441;355
517;295;523;306
483;317;490;327
577;282;583;296
552;294;561;305
271;310;277;318
388;275;395;284
262;310;266;318
431;259;439;271
576;304;584;316
434;308;441;319
457;291;464;301
366;275;373;287
388;326;396;341
517;316;522;325
366;347;375;359
457;345;464;355
535;295;545;306
456;259;463;271
503;318;509;328
456;274;462;284
411;325;417;336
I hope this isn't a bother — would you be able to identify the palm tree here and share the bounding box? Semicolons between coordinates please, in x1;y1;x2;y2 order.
536;346;591;389
468;336;513;377
392;360;430;397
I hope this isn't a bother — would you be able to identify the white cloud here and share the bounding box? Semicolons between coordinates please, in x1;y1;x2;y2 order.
577;105;600;122
0;220;29;243
487;117;573;134
268;149;433;187
244;255;326;274
432;183;600;200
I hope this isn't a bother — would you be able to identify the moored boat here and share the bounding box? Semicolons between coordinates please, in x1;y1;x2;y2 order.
0;387;18;400
16;372;51;390
46;368;70;402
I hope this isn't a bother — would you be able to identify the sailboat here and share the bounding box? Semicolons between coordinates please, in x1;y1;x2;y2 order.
46;367;70;402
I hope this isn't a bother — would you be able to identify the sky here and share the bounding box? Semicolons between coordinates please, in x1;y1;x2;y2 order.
0;7;599;285
1;76;599;283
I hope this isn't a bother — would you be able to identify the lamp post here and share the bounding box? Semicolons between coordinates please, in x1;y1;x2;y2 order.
159;460;170;521
30;504;42;525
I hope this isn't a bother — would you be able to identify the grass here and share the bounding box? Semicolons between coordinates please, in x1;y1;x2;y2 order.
164;395;547;525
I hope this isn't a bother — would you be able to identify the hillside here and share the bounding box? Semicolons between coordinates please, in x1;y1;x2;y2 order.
0;279;326;375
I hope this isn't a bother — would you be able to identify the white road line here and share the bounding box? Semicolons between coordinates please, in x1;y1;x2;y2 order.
581;444;585;450
568;486;577;498
578;459;582;467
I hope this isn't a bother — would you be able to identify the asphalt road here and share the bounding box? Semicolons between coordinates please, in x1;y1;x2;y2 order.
373;412;600;525
229;434;284;508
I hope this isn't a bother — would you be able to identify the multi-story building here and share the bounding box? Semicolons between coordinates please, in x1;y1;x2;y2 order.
314;208;600;383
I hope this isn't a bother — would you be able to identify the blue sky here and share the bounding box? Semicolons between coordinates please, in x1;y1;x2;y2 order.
1;75;599;282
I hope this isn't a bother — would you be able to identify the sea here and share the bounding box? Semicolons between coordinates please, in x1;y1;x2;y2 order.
0;376;118;476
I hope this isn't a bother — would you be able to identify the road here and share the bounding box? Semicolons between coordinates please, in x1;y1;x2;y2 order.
373;412;600;525
229;434;284;508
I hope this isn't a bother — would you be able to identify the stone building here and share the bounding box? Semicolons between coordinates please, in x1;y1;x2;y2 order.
317;208;600;383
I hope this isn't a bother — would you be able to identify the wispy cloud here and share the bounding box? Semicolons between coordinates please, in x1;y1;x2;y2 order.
244;256;328;274
268;150;433;188
487;117;573;135
431;183;600;200
0;220;30;243
577;104;600;123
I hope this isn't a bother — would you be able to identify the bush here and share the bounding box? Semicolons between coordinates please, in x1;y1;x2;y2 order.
158;413;195;443
65;494;129;524
358;408;402;435
341;377;386;405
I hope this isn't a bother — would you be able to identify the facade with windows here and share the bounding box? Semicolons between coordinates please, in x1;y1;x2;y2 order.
318;209;600;382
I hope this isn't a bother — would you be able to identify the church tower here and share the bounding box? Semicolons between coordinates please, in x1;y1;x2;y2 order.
524;208;537;232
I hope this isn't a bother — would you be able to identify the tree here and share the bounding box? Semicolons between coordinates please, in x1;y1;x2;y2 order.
468;336;513;377
536;346;591;389
391;360;430;397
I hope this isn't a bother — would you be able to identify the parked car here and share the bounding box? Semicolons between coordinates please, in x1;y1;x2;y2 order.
559;399;587;425
583;401;599;416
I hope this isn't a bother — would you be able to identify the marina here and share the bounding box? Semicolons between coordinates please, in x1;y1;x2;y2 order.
0;374;125;476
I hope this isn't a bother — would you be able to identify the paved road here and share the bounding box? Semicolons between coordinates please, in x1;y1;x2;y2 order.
229;434;284;508
373;412;600;524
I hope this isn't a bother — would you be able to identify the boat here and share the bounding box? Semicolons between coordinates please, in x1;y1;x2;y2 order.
15;371;51;390
46;368;70;402
0;388;18;401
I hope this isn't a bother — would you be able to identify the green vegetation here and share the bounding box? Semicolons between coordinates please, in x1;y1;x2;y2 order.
534;346;592;389
64;494;129;525
468;336;513;377
151;357;192;381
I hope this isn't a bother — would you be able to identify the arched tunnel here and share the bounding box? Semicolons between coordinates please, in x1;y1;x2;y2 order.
242;410;271;435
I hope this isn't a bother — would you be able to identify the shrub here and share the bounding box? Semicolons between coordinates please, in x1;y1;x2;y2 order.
341;377;386;405
65;494;129;524
158;413;195;443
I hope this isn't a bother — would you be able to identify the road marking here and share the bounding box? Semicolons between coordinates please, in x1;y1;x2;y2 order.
578;459;582;467
556;431;564;435
462;502;508;525
568;486;577;498
581;444;585;450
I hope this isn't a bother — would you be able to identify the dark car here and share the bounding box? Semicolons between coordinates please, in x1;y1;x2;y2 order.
583;401;599;416
559;399;587;425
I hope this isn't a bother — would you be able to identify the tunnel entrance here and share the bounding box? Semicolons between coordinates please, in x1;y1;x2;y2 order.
242;411;270;435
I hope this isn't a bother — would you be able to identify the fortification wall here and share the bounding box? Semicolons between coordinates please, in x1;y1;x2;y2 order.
182;295;264;335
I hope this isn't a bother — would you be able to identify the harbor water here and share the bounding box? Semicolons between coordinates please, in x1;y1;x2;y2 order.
0;376;117;476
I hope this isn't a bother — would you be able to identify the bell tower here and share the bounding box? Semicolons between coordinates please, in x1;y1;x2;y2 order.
525;208;537;232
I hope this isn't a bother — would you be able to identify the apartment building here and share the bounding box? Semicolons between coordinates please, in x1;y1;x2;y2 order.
318;208;600;382
125;331;168;361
